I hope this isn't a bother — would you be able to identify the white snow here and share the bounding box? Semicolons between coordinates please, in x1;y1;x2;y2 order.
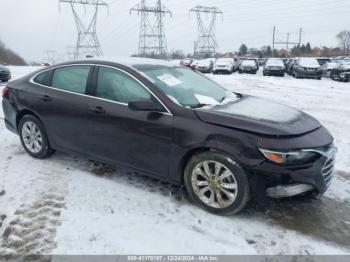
214;96;301;123
1;66;350;256
298;58;321;68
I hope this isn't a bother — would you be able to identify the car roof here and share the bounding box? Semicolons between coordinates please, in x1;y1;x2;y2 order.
65;57;178;69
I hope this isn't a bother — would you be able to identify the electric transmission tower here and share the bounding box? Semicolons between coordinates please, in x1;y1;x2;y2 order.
59;0;108;59
130;0;172;58
190;5;223;58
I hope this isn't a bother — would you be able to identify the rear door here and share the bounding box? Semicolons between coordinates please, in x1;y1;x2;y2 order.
31;65;96;154
87;65;173;177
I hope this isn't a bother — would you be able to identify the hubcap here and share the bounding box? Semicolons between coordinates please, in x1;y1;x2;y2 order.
21;121;43;153
191;160;238;209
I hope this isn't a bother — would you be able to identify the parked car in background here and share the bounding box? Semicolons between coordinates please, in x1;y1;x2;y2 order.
258;58;267;66
322;61;339;77
263;59;285;77
286;58;296;75
180;58;193;68
213;58;235;74
292;57;322;79
190;60;200;70
330;61;350;82
196;58;215;73
0;66;11;82
2;57;336;215
317;57;331;66
239;60;258;74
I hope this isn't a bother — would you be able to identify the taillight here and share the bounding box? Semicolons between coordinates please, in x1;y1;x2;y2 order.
2;86;10;98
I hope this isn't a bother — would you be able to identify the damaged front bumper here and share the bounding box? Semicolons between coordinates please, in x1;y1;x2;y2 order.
254;145;337;198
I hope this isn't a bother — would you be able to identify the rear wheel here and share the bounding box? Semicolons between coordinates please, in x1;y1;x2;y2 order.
184;151;250;215
19;115;54;159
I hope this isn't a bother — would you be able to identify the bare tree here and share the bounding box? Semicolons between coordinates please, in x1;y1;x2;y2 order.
336;30;350;52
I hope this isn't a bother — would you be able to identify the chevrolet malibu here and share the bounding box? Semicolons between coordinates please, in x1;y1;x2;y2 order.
2;58;336;215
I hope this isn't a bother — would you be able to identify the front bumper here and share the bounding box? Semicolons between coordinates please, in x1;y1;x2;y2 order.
240;68;257;73
0;72;11;80
213;67;232;73
197;67;212;73
264;68;284;75
254;146;337;197
297;69;322;78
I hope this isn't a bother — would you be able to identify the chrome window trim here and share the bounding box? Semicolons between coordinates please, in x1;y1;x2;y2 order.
29;63;173;116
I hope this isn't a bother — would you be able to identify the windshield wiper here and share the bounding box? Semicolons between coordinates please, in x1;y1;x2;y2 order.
191;103;211;109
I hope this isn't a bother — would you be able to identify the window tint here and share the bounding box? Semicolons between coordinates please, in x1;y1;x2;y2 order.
34;70;51;86
96;67;151;104
52;66;91;94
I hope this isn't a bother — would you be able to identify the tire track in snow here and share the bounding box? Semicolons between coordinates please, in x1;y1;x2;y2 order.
0;122;68;259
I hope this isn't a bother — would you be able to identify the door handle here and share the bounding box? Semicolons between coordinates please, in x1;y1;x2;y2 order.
90;106;106;114
39;95;51;102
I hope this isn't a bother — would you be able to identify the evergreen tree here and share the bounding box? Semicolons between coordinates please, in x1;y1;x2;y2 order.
239;44;248;56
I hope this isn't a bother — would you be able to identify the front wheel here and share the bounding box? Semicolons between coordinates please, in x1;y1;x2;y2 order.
19;115;54;159
184;152;250;215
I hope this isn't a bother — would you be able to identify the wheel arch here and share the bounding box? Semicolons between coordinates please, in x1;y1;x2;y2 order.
16;109;42;130
177;147;236;185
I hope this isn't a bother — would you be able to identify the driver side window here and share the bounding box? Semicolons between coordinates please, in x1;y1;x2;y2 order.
96;67;151;104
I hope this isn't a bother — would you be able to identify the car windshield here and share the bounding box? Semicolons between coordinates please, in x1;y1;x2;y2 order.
198;59;213;66
216;58;233;63
242;60;256;66
267;59;284;66
299;58;320;67
136;66;237;108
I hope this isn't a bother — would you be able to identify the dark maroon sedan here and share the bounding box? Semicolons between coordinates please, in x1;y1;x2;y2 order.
2;58;336;214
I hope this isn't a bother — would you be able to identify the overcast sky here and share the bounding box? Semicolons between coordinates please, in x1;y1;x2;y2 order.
0;0;349;62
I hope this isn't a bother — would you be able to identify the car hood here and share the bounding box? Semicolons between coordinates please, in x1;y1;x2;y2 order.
195;95;321;136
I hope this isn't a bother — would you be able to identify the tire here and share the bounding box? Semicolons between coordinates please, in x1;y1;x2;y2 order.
18;115;54;159
184;151;250;215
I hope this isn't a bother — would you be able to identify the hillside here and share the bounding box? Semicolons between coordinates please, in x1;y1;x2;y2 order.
0;39;26;65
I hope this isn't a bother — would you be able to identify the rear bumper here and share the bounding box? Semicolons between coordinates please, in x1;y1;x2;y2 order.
2;98;18;134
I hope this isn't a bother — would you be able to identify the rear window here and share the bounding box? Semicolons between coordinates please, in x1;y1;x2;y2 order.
52;66;91;94
33;70;52;86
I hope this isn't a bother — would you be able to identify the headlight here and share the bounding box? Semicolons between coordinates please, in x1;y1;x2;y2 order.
259;149;319;165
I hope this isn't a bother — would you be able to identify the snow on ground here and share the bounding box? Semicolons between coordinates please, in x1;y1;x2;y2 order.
0;66;350;257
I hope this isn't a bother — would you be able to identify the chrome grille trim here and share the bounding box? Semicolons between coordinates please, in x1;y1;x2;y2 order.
302;146;337;187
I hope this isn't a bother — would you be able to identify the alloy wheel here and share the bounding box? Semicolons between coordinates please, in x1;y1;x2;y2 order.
21;121;43;154
191;160;238;209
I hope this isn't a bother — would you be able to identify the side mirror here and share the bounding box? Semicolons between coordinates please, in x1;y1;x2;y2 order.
128;99;164;112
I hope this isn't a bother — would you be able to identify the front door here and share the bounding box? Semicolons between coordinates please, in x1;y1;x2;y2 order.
87;66;173;177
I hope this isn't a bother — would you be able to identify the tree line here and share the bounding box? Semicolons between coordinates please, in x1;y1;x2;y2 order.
0;39;26;65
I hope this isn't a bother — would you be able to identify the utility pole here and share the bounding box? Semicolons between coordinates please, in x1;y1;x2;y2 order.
272;26;276;57
44;50;57;65
190;5;223;59
59;0;108;59
286;33;290;58
130;0;172;58
298;27;303;46
272;26;302;58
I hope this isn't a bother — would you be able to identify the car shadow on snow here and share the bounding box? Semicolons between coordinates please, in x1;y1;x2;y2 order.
242;182;350;249
59;154;350;250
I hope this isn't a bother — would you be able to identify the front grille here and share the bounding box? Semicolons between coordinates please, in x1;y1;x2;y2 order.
303;145;337;188
322;154;336;186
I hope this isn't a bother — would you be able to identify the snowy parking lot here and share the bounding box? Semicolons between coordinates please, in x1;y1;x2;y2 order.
0;66;350;257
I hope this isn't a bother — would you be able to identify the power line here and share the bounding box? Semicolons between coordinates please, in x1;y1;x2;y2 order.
190;5;223;58
59;0;109;59
130;0;172;57
272;26;303;58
